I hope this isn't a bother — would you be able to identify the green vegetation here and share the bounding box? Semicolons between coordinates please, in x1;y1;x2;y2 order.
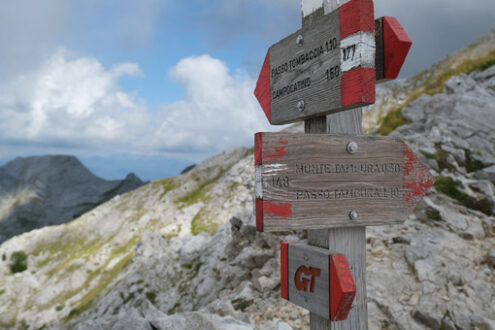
420;144;455;172
152;178;177;200
231;298;253;312
422;50;495;95
191;210;219;236
425;207;442;221
145;291;157;306
9;251;28;273
375;48;495;136
2;253;5;261
0;289;5;295
65;250;135;321
164;224;182;240
435;177;493;215
175;164;234;208
212;268;221;281
463;149;485;173
181;261;202;281
391;237;409;244
55;304;65;312
376;107;407;135
167;301;181;315
18;320;29;330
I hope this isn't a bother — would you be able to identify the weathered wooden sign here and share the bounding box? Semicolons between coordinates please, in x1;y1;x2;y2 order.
255;132;433;232
254;0;376;125
281;241;356;321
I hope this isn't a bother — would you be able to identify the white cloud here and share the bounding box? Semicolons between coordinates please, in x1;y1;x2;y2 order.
154;55;275;152
0;51;276;159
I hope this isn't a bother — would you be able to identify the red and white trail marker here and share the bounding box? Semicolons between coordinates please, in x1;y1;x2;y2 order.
253;0;412;124
254;0;376;125
255;133;433;232
281;241;356;321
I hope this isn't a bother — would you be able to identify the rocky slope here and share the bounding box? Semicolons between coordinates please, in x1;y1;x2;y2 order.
1;37;495;330
0;155;144;244
363;26;495;135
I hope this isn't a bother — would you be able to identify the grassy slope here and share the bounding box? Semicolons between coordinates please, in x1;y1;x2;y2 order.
368;28;495;135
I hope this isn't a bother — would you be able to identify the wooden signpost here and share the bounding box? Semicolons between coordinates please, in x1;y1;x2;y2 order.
281;242;356;321
255;133;433;232
254;2;411;125
253;0;422;328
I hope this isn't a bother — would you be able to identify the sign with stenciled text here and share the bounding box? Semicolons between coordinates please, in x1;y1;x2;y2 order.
280;242;356;321
255;133;433;232
254;0;376;125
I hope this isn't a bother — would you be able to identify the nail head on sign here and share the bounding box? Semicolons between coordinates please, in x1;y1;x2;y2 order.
346;141;358;154
296;34;303;46
297;100;305;112
349;210;358;220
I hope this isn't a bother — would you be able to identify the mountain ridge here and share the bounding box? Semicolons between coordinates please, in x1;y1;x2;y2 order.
0;155;144;243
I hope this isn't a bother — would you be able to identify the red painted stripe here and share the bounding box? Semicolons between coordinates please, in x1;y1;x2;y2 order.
402;143;434;208
383;17;412;79
340;68;375;107
254;133;262;166
339;0;374;39
262;136;288;163
256;198;264;232
264;201;292;219
280;242;289;299
330;254;356;321
254;51;272;123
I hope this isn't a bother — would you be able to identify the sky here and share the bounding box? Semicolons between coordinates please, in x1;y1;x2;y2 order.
0;0;494;181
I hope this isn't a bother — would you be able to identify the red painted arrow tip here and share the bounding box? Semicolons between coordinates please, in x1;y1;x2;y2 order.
330;254;356;321
254;51;272;123
383;16;412;79
402;143;434;208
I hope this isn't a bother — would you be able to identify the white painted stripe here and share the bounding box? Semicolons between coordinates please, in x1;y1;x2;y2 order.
255;166;263;199
340;32;376;72
302;0;323;17
302;0;350;17
323;0;351;14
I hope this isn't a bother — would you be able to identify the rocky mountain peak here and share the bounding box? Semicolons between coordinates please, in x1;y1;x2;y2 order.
0;155;144;244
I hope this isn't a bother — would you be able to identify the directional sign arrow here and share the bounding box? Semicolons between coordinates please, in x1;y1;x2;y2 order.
255;133;434;232
280;242;356;321
375;16;412;82
254;3;412;124
254;0;376;125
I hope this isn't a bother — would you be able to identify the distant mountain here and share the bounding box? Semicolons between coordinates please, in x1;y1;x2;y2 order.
0;155;144;243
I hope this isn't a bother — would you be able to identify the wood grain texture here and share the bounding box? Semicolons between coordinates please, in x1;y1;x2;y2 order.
340;68;375;106
255;0;376;125
288;243;332;319
255;133;432;231
281;241;290;299
374;18;385;82
324;227;367;330
338;0;374;39
305;102;366;330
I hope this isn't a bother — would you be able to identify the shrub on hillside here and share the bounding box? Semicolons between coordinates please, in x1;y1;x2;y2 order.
9;251;28;273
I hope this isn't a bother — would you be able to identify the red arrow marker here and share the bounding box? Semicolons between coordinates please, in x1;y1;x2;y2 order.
382;16;412;80
330;254;356;321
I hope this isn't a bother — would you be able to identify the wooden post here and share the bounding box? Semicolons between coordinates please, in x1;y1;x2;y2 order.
303;1;367;329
